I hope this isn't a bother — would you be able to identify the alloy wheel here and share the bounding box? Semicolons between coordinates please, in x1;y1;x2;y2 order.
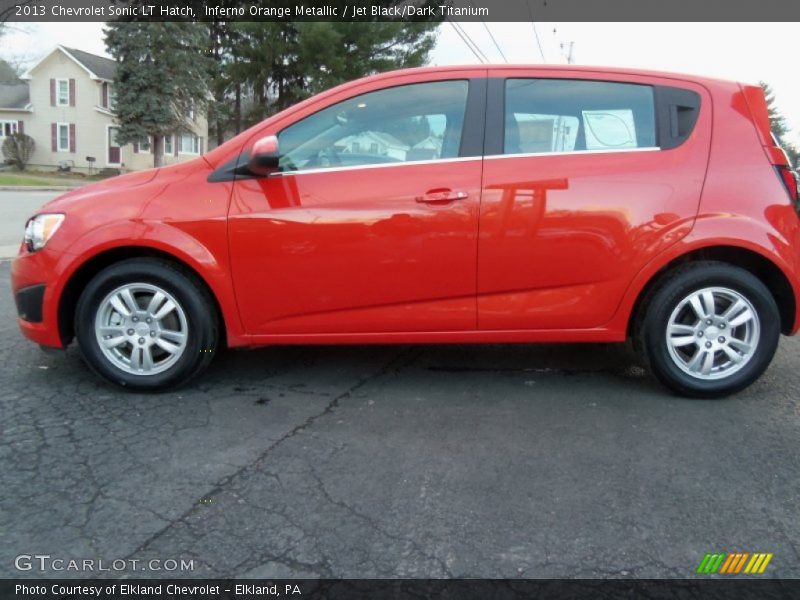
94;283;189;376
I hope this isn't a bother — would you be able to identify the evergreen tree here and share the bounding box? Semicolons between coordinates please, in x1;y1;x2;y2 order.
105;22;213;167
760;81;798;166
212;21;438;132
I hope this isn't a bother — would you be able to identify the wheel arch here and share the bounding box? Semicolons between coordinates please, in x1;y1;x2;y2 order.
58;246;229;347
628;245;797;337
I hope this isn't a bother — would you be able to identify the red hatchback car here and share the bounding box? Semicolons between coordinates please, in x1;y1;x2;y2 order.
11;65;800;397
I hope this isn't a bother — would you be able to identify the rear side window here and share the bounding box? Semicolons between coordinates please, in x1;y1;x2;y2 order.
504;79;657;154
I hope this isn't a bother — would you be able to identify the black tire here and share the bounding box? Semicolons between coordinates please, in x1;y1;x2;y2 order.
75;258;219;391
636;261;780;398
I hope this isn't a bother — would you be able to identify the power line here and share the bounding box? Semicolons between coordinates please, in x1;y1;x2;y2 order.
526;0;546;63
450;21;490;63
468;0;507;63
448;21;490;64
480;22;508;63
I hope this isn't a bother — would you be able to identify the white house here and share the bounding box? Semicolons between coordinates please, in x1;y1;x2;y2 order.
0;46;208;172
338;130;409;161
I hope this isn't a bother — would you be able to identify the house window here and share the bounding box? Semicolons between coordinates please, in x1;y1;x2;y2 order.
164;135;173;155
57;123;69;151
102;82;116;110
136;137;151;153
179;134;200;155
56;79;69;106
184;101;195;121
0;120;18;138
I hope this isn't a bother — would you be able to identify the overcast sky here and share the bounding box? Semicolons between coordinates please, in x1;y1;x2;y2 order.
3;21;799;145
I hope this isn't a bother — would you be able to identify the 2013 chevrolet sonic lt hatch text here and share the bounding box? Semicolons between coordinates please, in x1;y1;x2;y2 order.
11;65;800;397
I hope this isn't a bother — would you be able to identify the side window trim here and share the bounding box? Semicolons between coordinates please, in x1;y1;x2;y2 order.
653;85;701;150
484;77;505;157
459;77;487;158
209;77;487;183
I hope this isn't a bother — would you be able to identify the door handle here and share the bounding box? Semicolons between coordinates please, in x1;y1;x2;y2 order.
415;189;469;204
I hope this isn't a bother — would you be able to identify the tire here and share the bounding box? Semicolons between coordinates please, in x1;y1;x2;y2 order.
75;258;219;391
636;261;780;398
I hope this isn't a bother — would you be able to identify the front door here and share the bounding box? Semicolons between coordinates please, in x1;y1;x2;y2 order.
229;77;485;336
108;127;121;165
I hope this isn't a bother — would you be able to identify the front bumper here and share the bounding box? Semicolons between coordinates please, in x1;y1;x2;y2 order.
11;247;66;348
14;283;45;322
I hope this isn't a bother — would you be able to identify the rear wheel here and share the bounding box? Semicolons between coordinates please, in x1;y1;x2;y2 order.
637;262;780;398
75;258;218;391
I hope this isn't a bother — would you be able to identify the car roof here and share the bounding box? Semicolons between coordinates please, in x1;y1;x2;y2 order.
362;63;741;89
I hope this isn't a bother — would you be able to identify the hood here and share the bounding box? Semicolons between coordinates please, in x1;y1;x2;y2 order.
41;168;162;214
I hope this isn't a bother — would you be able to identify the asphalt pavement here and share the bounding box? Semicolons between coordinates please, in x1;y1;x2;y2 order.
1;252;799;578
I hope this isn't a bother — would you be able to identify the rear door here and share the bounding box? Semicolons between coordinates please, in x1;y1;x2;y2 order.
477;70;711;330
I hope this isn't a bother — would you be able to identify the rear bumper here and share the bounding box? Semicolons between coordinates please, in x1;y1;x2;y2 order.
11;248;66;348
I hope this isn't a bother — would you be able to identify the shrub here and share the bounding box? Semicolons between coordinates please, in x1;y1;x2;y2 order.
2;133;35;171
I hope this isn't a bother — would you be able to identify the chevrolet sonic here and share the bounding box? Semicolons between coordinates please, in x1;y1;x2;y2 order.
11;65;800;397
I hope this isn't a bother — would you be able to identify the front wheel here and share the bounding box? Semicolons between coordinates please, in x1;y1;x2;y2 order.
75;258;219;391
637;262;780;398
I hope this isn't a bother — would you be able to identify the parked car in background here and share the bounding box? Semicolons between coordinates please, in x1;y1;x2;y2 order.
11;65;800;397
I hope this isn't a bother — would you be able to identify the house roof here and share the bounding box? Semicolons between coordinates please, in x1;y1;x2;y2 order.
0;60;20;84
22;45;116;82
62;47;116;81
0;82;30;109
0;60;30;110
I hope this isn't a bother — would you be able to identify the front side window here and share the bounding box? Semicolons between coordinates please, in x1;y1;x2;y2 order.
504;79;656;155
57;79;69;106
164;135;173;155
278;80;469;172
137;137;151;153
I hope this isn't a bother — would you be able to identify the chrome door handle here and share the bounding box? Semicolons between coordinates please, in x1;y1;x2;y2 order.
415;190;469;204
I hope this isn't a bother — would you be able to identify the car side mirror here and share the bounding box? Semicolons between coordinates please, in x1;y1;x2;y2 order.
248;135;280;176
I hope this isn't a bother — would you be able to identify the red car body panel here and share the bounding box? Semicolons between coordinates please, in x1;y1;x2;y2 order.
11;65;800;352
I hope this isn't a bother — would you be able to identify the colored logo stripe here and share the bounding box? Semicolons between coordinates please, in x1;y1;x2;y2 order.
697;553;725;574
744;553;773;574
697;552;773;574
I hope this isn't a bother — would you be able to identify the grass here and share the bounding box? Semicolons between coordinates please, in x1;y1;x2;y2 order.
0;172;78;186
0;170;114;187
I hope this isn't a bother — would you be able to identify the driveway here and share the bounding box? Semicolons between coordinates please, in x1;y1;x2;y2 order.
1;258;798;579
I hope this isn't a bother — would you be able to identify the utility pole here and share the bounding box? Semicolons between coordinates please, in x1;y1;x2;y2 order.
560;41;575;64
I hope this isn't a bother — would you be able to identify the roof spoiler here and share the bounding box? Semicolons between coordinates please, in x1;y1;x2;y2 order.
741;84;790;167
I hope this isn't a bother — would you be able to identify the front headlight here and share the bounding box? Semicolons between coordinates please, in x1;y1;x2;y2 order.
23;214;65;252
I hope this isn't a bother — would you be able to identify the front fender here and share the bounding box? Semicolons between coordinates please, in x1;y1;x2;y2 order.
49;219;246;346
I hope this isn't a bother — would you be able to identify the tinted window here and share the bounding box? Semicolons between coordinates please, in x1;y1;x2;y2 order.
504;79;657;154
278;80;469;171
